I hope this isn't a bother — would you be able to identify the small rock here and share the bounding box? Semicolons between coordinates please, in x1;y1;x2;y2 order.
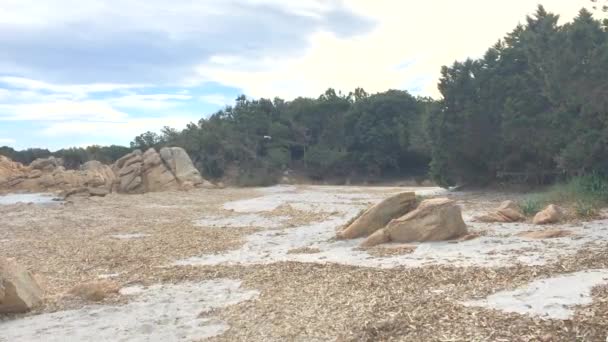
533;204;563;225
517;229;572;239
476;200;525;223
69;280;120;302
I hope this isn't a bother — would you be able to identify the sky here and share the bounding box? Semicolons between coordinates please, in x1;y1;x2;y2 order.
0;0;597;150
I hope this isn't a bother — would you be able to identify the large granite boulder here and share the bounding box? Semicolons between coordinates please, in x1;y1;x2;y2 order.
160;147;206;186
0;257;44;314
141;148;178;192
113;150;145;193
337;192;417;239
361;198;467;247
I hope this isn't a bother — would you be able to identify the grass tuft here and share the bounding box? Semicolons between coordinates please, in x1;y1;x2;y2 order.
519;174;608;219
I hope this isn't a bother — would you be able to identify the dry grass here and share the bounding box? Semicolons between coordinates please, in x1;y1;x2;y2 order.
1;186;607;341
287;247;321;254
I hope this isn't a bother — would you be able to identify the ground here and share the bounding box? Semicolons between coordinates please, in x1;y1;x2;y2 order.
0;186;607;341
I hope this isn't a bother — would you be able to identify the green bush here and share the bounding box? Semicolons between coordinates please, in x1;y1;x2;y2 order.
520;197;544;216
520;174;608;218
235;168;279;187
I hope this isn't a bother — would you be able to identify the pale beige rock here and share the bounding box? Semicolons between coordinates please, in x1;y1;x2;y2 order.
338;192;417;239
160;147;204;186
0;155;26;185
69;280;120;302
30;156;63;171
141;148;178;192
533;204;563;225
476;200;525;223
27;170;43;179
362;198;467;247
0;257;44;314
517;229;572;239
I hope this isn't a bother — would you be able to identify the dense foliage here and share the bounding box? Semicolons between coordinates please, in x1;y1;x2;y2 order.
2;6;606;187
429;7;608;186
0;145;131;169
131;90;433;184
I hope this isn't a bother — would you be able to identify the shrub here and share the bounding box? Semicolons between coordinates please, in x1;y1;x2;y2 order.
520;174;608;218
520;197;544;216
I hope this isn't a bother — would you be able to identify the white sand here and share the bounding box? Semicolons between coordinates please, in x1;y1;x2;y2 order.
176;187;608;269
0;279;259;342
0;193;59;205
463;270;608;319
196;214;290;228
110;233;150;240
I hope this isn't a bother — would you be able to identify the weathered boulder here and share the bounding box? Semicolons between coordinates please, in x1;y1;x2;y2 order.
30;156;63;171
476;200;526;223
533;204;563;225
160;147;205;186
337;192;417;239
0;155;26;185
81;160;116;188
114;150;145;194
141;148;178;192
0;257;44;314
361;198;467;247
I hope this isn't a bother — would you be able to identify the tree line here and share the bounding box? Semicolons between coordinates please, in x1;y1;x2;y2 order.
2;6;607;187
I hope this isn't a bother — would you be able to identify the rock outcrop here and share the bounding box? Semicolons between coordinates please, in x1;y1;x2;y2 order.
1;156;116;193
0;156;26;186
337;192;417;239
0;257;44;314
361;198;468;247
475;200;526;223
113;147;209;193
0;147;211;195
533;204;563;225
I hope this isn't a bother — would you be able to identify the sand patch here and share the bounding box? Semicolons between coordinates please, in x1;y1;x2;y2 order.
463;270;608;319
0;279;259;342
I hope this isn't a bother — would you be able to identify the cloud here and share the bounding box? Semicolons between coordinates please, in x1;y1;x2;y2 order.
0;1;595;150
195;0;590;98
0;0;372;84
0;138;16;144
110;93;193;110
0;100;128;122
199;94;235;107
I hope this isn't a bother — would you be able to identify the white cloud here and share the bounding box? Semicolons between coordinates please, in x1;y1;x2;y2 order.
0;76;145;100
110;94;192;110
40;116;197;146
0;100;128;122
196;0;590;98
0;138;16;144
200;94;235;107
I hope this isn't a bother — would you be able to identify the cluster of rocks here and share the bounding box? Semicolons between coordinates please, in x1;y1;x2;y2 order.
337;192;468;247
0;147;213;197
476;201;564;225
